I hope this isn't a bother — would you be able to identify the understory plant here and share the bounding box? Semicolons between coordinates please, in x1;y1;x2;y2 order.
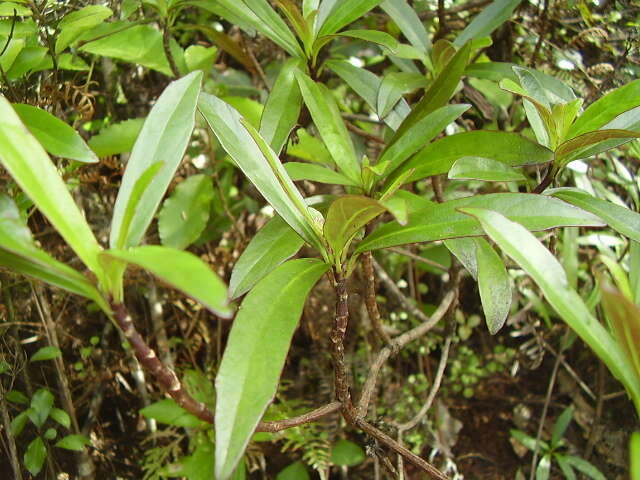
1;0;640;479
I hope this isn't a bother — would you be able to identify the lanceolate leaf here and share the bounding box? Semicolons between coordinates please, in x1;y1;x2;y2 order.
392;130;553;183
454;0;522;46
381;0;430;54
556;129;640;163
259;59;303;154
448;156;526;182
55;5;113;53
325;59;409;130
198;93;322;250
294;71;361;184
158;174;215;250
103;246;232;318
377;72;428;119
356;193;603;252
229;215;304;299
285;162;359;186
475;238;511;334
388;41;471;148
317;0;383;36
0;96;103;277
461;207;640;411
215;259;329;480
110;71;202;249
88;118;144;157
13;104;98;163
568;79;640;138
324;195;386;261
549;189;640;243
380;104;470;176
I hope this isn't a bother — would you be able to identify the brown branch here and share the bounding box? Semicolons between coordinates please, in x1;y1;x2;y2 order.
345;121;385;144
255;402;342;432
387;247;448;271
111;301;214;423
362;252;392;344
533;164;555;193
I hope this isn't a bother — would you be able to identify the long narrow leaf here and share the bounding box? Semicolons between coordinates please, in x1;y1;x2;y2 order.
317;0;383;36
110;71;202;249
0;95;103;277
215;259;329;480
198;93;322;250
461;207;640;410
454;0;522;46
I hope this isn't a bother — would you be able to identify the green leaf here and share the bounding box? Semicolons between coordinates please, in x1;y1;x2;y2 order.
284;162;358;186
466;61;519;83
388;41;471;147
103;246;232;318
294;71;361;184
0;96;103;277
563;456;606;480
631;432;640;480
331;439;365;467
5;390;29;404
184;45;217;73
631;241;640;306
79;23;184;76
0;38;25;72
445;237;478;279
568;79;640;138
549;189;640;243
56;5;113;53
381;0;430;54
88;118;144;157
198;93;322;250
30;346;62;362
162;434;215;480
448;156;526;182
377;72;427;119
317;0;383;36
461;207;640;411
140;399;204;428
551;406;574;447
55;434;91;451
50;408;71;429
535;454;551;480
396;130;553;182
158;174;214;250
0;195;104;306
276;461;310;480
43;427;57;440
556;129;640;163
324;195;386;261
24;437;47;475
10;411;29;436
29;388;54;428
259;59;303;154
555;455;577;480
510;429;548;452
601;283;640;380
357;193;603;252
110;71;202;249
325;59;409;130
475;238;511;334
215;259;329;480
454;0;522;46
229;215;305;299
380;104;470;177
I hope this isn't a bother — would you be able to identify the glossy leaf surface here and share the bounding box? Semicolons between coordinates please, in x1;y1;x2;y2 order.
317;0;383;36
285;162;358;186
448;156;526;182
357;193;603;252
215;259;329;480
103;246;232;318
24;437;46;475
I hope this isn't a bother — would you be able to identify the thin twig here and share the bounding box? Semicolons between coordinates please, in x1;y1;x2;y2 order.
357;290;455;417
529;339;563;480
345;121;385;144
396;335;453;432
162;22;180;78
0;379;23;480
387;247;448;271
255;402;342;432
